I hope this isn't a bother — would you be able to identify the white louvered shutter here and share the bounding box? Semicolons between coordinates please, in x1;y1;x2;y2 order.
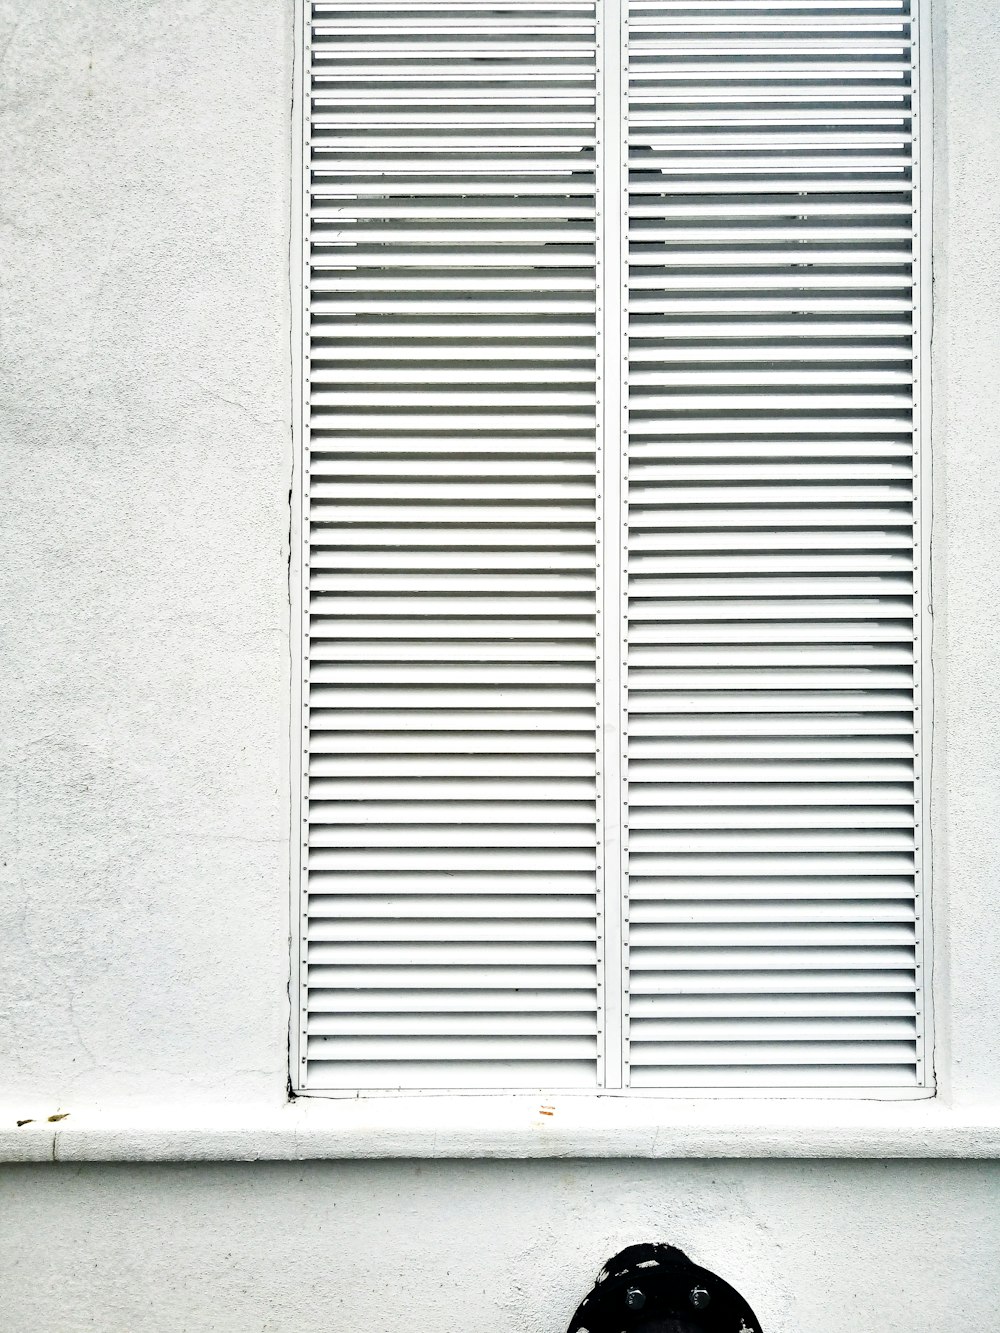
622;0;926;1088
297;0;928;1096
298;2;602;1090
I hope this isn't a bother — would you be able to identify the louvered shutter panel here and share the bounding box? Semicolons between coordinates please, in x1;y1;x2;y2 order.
622;1;926;1087
299;2;602;1090
297;0;929;1097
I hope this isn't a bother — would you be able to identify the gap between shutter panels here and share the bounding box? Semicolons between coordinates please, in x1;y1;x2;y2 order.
298;0;925;1095
622;0;922;1089
302;2;602;1091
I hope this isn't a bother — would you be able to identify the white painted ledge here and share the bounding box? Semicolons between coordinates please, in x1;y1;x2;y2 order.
4;1098;1000;1162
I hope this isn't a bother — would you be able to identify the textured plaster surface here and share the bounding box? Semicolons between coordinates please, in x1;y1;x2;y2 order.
0;0;293;1106
929;0;1000;1103
0;0;997;1127
1;1158;999;1333
2;0;1000;1328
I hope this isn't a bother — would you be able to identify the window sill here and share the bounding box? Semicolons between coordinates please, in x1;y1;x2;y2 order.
4;1096;1000;1163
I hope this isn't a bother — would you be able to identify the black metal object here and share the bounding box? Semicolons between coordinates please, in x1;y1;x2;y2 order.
566;1243;763;1333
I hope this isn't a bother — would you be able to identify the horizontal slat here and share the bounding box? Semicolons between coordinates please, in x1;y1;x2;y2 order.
627;626;915;647
310;708;596;732
309;479;595;498
314;43;599;56
308;987;597;1014
628;829;914;851
628;18;909;31
308;916;595;942
629;898;914;922
629;41;912;54
310;939;597;966
307;875;597;900
309;895;596;919
307;1061;598;1090
628;990;916;1019
630;920;914;946
627;533;913;551
306;1035;597;1061
309;799;595;824
311;68;598;83
312;207;599;222
309;845;598;868
628;349;914;367
309;370;597;387
629;370;913;388
627;1066;919;1088
627;875;916;899
627;668;913;688
309;642;597;662
309;185;600;199
310;684;594;707
627;737;913;756
627;599;914;622
628;572;912;593
627;968;914;994
311;576;596;596
628;1041;915;1066
311;96;598;109
627;181;911;196
628;806;914;829
309;754;597;776
630;1016;915;1042
627;93;910;107
626;693;913;716
628;533;914;555
626;270;913;289
311;498;595;524
312;3;597;12
629;63;912;79
311;663;596;684
309;342;597;359
307;964;597;989
630;782;912;806
308;1011;596;1036
629;758;912;781
311;527;597;548
627;643;913;662
308;777;596;800
629;720;915;741
308;826;597;849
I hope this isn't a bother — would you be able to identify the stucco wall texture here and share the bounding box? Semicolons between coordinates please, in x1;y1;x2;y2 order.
1;1158;999;1333
2;0;1000;1330
0;0;292;1108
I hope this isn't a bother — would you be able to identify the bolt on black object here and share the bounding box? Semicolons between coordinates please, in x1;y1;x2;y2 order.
566;1243;763;1333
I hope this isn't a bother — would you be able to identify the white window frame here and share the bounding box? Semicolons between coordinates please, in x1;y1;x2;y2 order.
289;0;935;1101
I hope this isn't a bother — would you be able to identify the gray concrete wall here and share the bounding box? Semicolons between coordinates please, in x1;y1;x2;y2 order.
2;0;1000;1329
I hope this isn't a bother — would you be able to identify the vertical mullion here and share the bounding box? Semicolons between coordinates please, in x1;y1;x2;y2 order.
598;0;626;1090
293;0;310;1092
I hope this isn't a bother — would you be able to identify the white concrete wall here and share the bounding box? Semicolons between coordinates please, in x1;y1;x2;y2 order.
2;0;1000;1329
0;0;292;1110
1;1158;999;1333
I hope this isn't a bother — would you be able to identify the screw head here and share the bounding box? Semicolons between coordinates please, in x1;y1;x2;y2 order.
625;1287;646;1311
689;1286;711;1310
